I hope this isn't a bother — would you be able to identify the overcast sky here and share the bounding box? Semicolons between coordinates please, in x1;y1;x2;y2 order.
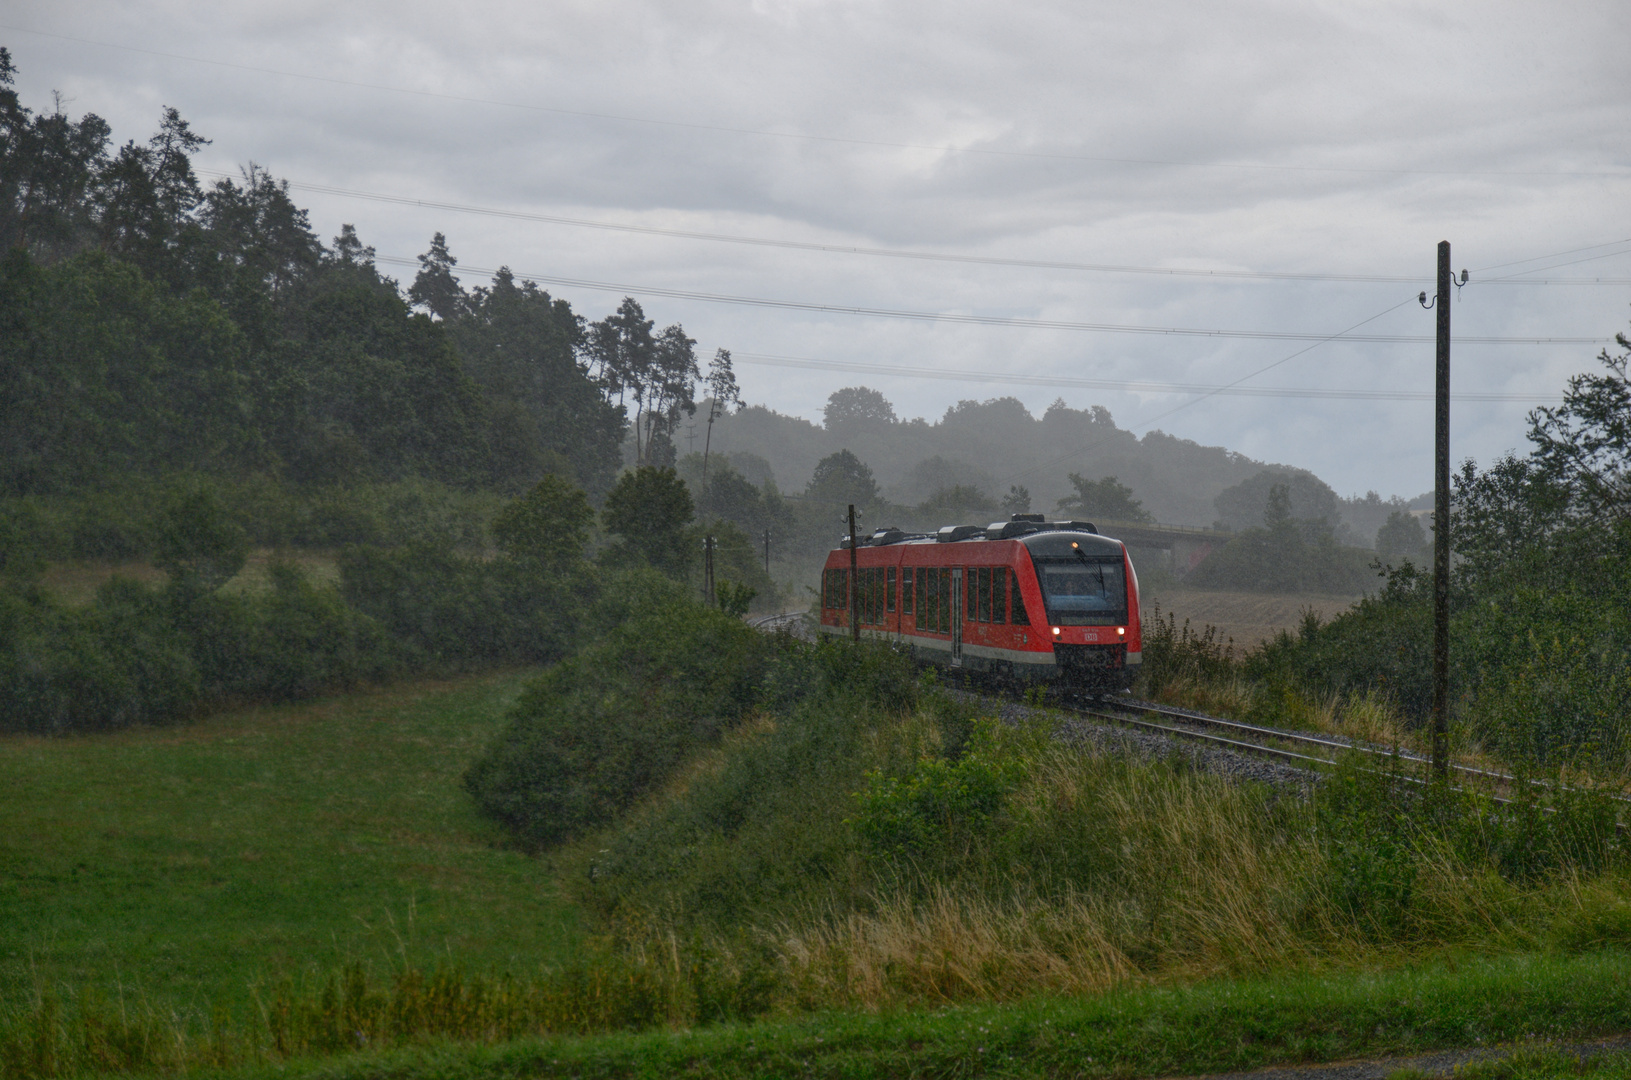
6;1;1630;503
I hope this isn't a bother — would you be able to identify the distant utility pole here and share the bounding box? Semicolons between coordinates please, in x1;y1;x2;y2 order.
762;528;771;576
686;422;698;455
703;533;716;606
1421;241;1465;781
848;504;860;643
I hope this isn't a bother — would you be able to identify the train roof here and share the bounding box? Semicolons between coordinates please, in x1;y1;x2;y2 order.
838;515;1125;557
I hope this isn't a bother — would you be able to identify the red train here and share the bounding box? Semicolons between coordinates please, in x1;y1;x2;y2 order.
818;514;1142;692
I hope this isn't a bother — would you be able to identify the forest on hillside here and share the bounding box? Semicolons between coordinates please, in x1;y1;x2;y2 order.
700;388;1426;549
0;45;1423;573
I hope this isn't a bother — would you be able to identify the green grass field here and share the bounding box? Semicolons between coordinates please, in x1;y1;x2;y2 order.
0;669;579;1016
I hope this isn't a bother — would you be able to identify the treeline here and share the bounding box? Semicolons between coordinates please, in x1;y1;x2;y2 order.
0;50;736;502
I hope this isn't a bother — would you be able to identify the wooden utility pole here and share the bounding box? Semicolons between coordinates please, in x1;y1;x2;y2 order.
762;528;771;576
1430;240;1452;779
848;504;860;643
704;533;715;607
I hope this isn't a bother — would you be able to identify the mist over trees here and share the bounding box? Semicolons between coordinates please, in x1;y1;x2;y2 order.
700;386;1418;549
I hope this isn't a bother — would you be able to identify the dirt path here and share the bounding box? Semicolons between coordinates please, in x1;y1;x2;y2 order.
1171;1034;1631;1079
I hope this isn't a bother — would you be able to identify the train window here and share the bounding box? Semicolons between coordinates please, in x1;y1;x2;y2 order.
993;567;1007;623
1037;559;1128;626
933;569;944;633
902;567;913;614
978;568;993;622
939;569;953;632
824;569;845;611
887;567;896;613
1010;571;1029;625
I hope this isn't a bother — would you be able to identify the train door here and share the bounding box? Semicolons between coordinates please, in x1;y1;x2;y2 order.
950;568;964;665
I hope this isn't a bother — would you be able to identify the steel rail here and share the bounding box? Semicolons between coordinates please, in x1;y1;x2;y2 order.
1117;699;1517;788
1072;705;1337;769
1069;698;1629;833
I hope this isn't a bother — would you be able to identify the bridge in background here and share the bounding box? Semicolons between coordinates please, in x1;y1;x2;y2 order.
1091;520;1227;577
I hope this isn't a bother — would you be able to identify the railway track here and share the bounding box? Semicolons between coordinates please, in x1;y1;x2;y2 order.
1065;696;1628;823
747;610;815;638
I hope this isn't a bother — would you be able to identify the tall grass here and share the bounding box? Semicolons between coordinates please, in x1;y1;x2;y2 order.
561;658;1628;1016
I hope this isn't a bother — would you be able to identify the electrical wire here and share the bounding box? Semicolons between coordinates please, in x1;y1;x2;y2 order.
205;170;1631;287
11;22;1631;180
996;295;1429;486
1471;238;1631;274
731;351;1558;403
374;255;1603;344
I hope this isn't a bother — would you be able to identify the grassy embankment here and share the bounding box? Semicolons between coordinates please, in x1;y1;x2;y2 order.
0;670;578;1017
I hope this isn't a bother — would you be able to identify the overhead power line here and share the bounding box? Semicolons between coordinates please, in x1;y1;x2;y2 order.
205;171;1631;286
373;255;1607;344
732;352;1559;403
12;22;1631;180
999;295;1422;485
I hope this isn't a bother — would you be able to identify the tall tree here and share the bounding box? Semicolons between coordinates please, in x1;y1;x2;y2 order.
585;297;656;461
584;298;697;467
603;466;695;577
823;385;896;430
1056;474;1153;523
408;231;468;322
644;323;699;466
700;346;742;492
1529;324;1631;521
196;164;323;304
442;263;623;493
0;55;111;261
806;449;879;509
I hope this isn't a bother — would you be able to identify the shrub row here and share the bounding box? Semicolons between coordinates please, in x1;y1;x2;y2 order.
0;545;593;734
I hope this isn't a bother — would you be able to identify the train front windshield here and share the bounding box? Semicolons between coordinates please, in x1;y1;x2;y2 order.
1036;560;1127;626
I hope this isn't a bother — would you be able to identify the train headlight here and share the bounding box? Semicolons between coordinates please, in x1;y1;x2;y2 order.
1117;627;1126;636
1052;626;1060;636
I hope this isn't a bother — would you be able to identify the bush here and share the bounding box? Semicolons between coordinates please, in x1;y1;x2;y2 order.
849;717;1026;856
0;563;399;732
175;563;399;702
338;543;584;667
0;579;198;732
463;578;776;848
1136;604;1240;696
